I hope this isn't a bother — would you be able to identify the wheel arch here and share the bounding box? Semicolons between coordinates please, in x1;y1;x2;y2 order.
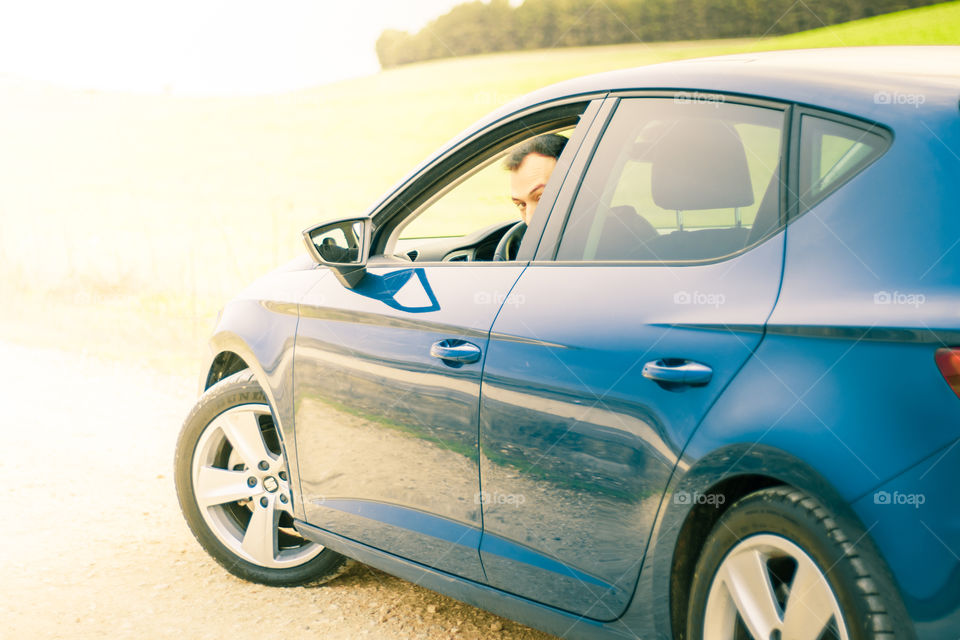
205;329;289;425
205;350;249;390
667;472;783;638
205;294;304;500
648;443;884;640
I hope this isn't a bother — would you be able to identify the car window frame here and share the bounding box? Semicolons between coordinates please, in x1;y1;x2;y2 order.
534;92;795;266
369;96;607;266
788;106;893;220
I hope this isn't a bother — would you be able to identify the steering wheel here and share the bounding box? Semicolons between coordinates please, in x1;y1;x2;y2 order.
493;222;527;261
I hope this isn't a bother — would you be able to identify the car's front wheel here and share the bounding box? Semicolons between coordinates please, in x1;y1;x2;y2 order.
686;486;914;640
174;371;344;585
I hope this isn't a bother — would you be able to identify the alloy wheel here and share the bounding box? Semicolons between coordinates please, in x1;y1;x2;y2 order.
703;534;849;640
190;403;322;569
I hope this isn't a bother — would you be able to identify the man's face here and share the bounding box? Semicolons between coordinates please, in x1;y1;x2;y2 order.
510;153;557;225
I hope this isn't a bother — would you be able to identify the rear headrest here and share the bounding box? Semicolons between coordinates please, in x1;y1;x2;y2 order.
651;119;754;211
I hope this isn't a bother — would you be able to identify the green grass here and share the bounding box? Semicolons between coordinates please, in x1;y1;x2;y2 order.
1;1;957;371
748;1;960;49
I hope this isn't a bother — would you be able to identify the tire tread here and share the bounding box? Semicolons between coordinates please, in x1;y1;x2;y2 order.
686;485;914;640
758;487;896;638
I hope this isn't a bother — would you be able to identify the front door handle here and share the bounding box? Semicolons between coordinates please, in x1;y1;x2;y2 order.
642;359;713;386
430;339;482;365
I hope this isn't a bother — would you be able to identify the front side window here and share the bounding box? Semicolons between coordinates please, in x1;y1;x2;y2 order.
556;97;786;263
390;126;577;262
397;157;522;242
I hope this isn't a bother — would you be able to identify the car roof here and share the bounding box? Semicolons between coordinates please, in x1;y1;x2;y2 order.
504;46;960;116
368;47;960;219
601;46;960;89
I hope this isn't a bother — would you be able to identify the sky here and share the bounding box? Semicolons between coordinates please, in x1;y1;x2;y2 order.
0;0;486;94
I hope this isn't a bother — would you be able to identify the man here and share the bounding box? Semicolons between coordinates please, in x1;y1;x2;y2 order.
492;133;568;260
505;133;568;225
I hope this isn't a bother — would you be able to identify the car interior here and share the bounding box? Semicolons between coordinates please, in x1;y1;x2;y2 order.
386;126;576;263
559;113;784;263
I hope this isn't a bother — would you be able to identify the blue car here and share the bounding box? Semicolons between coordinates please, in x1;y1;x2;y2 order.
174;47;960;639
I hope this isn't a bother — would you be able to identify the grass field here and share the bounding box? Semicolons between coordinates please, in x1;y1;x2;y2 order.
1;1;958;371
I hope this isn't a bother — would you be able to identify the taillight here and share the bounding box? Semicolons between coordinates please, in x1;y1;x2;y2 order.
935;348;960;399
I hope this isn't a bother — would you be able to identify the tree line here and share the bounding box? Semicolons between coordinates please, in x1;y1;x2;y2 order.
376;0;948;68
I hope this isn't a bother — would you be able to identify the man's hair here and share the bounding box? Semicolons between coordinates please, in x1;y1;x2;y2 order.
504;133;568;171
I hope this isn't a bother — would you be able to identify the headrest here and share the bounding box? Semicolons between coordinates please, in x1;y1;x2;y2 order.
651;118;754;211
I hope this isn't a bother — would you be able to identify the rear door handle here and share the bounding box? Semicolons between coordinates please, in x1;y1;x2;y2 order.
430;339;482;365
642;359;713;386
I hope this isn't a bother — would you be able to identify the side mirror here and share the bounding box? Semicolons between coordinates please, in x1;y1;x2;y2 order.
302;217;372;288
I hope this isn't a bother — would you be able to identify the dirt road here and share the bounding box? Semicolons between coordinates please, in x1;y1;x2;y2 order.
0;341;553;640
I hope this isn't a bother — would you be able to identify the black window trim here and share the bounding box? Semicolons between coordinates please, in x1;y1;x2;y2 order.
532;96;620;262
788;105;894;221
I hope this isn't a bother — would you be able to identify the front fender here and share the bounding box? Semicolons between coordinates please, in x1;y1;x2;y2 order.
202;263;330;520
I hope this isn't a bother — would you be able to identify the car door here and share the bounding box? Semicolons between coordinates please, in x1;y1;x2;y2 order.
477;95;790;618
292;99;601;582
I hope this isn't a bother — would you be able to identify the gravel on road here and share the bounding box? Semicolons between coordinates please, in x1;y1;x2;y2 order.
0;341;554;640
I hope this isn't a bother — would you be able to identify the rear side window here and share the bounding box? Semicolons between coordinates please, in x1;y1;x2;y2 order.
556;97;786;263
798;114;889;213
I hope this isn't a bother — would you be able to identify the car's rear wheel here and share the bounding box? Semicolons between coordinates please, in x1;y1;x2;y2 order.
686;486;914;640
174;371;345;585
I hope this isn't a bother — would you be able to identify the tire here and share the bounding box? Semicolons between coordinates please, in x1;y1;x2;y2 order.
686;486;914;640
174;370;345;586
